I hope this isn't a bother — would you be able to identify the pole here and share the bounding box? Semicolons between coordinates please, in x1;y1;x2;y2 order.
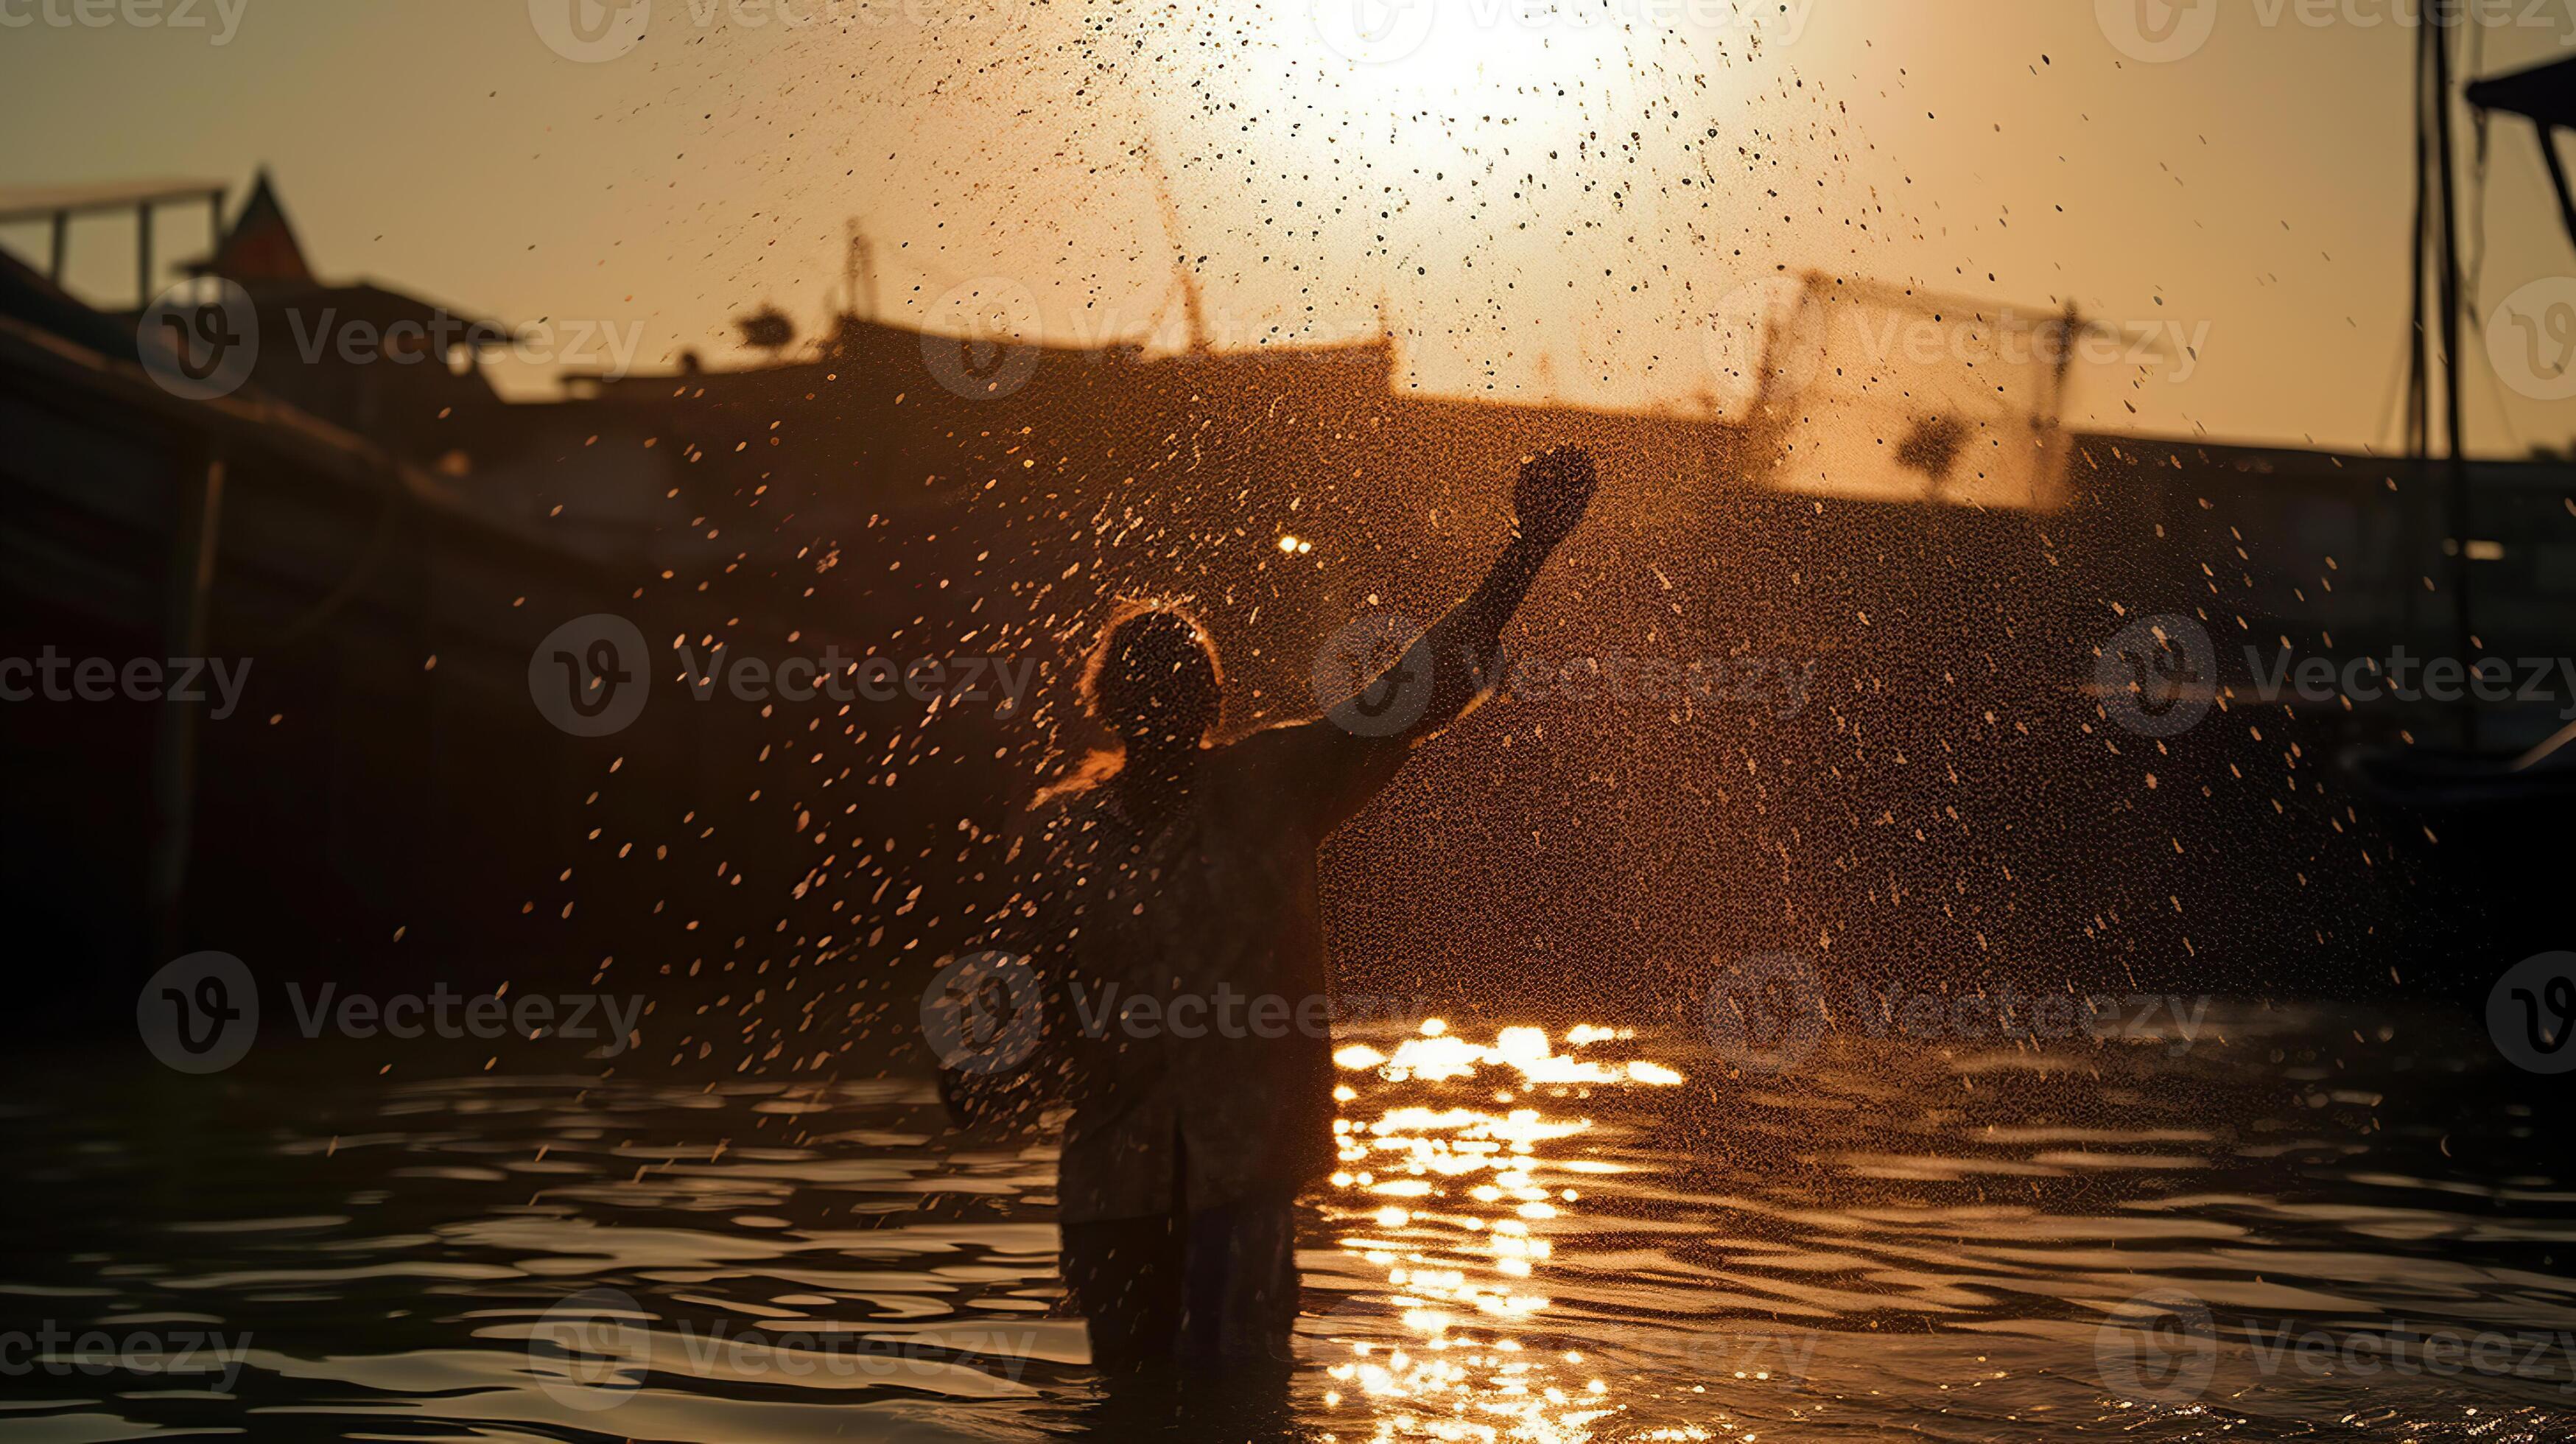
2431;0;2477;749
151;452;226;963
2405;29;2431;460
2403;15;2435;656
137;200;155;306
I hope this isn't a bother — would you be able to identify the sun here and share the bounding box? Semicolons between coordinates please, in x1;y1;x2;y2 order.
1269;0;1655;155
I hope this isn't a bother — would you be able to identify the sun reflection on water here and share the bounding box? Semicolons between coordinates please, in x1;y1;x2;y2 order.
1314;1019;1692;1444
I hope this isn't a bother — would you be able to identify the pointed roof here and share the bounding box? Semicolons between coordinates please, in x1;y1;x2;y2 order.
200;169;312;286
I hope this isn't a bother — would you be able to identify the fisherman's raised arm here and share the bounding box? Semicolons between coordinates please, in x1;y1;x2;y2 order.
1322;444;1598;746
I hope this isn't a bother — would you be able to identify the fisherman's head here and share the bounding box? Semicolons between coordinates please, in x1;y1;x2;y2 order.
1083;604;1222;754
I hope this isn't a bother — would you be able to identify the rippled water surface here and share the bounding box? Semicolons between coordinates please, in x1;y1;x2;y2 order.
7;1002;2574;1442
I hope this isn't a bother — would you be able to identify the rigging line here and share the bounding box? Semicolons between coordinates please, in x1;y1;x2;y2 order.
2459;104;2505;458
2460;14;2493;351
2373;73;2442;460
2429;0;2480;753
2404;21;2431;458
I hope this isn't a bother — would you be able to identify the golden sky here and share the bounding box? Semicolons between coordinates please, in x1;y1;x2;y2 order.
5;0;2574;452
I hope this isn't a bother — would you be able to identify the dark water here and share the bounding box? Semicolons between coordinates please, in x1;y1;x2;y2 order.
5;1001;2572;1442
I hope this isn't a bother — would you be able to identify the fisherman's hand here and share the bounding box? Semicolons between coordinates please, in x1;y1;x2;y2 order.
1514;444;1596;549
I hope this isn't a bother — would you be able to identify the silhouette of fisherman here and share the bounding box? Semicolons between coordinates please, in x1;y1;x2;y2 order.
940;445;1596;1378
